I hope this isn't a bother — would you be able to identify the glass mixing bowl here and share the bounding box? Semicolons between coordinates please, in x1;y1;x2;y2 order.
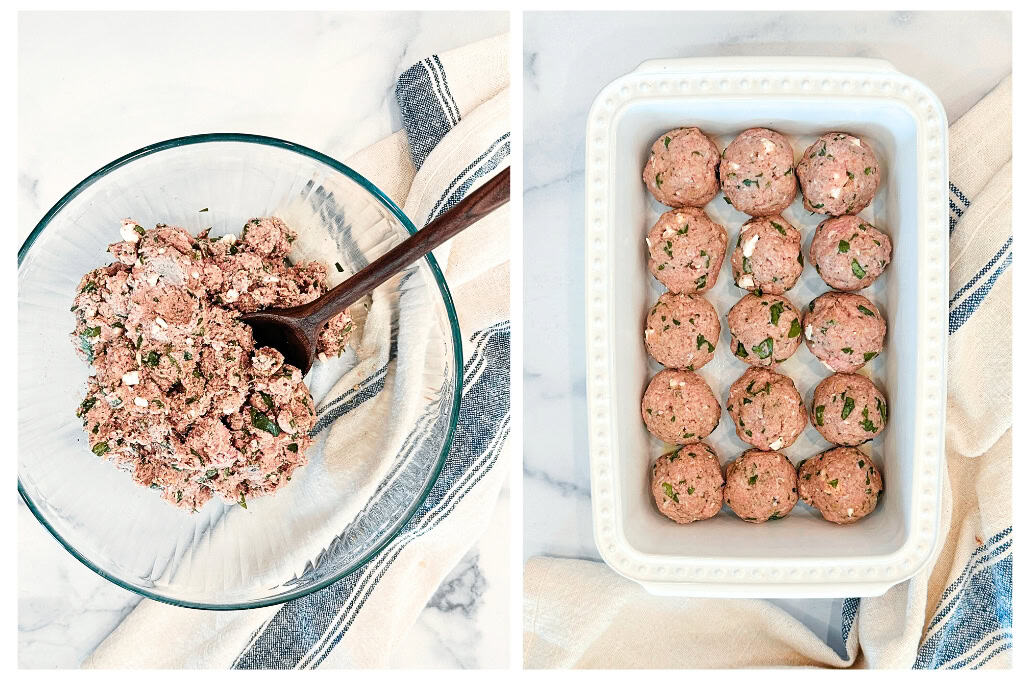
18;133;462;609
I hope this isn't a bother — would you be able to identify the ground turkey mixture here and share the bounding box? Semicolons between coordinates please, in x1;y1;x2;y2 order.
811;373;888;446
643;127;721;208
641;369;721;445
644;292;720;370
809;215;893;291
731;215;804;294
796;132;881;216
720;128;798;216
727;293;803;367
798;447;883;524
803;292;886;373
723;450;799;523
726;367;808;451
71;217;355;511
650;443;725;524
647;207;728;294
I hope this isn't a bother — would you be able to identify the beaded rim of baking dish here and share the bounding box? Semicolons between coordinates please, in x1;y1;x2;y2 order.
584;60;948;590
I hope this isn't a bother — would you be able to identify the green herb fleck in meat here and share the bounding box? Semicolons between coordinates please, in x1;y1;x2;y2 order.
662;482;680;503
251;409;281;436
851;259;867;279
752;337;774;360
696;334;715;352
788;318;801;338
735;342;748;358
92;442;110;455
842;396;856;420
769;302;784;326
857;305;875;317
815;405;825;425
770;221;786;235
838;240;850;253
863;351;878;361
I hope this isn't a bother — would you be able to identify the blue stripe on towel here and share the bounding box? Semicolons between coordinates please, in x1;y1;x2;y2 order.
425;132;511;224
949;250;1012;334
231;323;510;670
397;55;463;170
950;236;1012;307
396;61;454;170
914;530;1012;669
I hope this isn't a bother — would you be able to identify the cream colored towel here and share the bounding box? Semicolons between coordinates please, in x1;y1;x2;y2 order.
524;77;1012;670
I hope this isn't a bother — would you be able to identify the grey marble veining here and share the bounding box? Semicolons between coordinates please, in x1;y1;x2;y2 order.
18;10;508;669
522;9;1009;652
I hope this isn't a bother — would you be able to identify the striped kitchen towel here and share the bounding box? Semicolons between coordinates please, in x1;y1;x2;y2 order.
84;33;509;670
524;76;1011;670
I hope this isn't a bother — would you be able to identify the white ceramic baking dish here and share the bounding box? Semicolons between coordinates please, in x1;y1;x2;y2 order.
585;57;948;597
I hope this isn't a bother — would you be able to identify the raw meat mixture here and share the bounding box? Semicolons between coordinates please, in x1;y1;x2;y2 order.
71;217;354;511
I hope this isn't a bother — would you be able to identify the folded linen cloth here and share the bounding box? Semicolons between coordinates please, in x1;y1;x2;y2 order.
524;76;1012;670
84;33;509;670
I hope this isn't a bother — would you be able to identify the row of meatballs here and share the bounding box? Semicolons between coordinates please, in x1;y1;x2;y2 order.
644;127;880;218
651;444;883;526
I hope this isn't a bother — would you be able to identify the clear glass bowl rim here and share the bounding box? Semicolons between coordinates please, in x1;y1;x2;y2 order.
17;132;464;610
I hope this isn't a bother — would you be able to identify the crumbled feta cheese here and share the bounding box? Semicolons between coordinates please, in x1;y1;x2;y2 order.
829;187;843;199
805;324;813;340
742;234;760;257
762;138;776;153
155;317;168;329
157;248;166;255
263;276;280;283
645;329;655;338
646;238;652;248
119;220;141;243
850;137;861;147
664;227;676;237
739;275;755;288
669;379;678;388
192;271;201;279
224;289;240;302
770;438;784;450
848;508;855;516
729;161;741;170
222;407;236;415
134;397;149;407
122;371;140;385
221;233;237;245
146;273;160;287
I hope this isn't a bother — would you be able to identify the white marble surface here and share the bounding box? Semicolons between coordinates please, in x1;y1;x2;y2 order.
522;10;1009;658
18;10;508;669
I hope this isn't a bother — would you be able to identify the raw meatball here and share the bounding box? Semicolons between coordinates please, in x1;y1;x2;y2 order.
811;373;888;446
809;215;893;291
797;132;881;216
727;367;808;451
723;450;799;523
647;207;728;294
644;292;720;370
798;448;883;524
651;443;725;524
727;293;803;367
643;128;721;208
803;292;885;373
720;128;798;216
731;216;804;294
641;369;721;445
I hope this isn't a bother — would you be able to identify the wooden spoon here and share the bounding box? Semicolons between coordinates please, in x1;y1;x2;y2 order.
241;166;510;373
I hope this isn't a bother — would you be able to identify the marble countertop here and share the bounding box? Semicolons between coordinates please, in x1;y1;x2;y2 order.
18;10;508;669
522;10;1009;656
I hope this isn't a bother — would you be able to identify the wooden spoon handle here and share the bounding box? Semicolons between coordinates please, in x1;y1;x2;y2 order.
304;165;510;327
